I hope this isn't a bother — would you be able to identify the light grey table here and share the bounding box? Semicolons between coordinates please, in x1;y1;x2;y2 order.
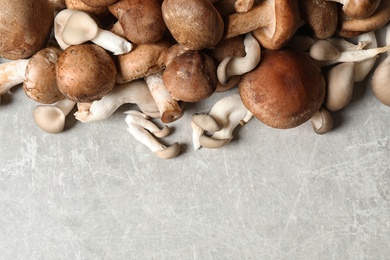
1;28;389;259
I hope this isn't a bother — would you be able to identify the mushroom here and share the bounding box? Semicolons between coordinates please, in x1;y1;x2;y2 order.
371;24;390;106
65;0;112;21
224;0;301;50
144;71;183;123
324;62;355;111
125;110;180;159
0;0;54;60
33;98;76;134
298;0;338;39
23;47;64;104
116;40;172;84
161;0;224;50
162;50;218;102
234;0;255;13
57;9;132;55
326;0;380;19
0;59;30;100
239;49;325;129
56;44;117;102
74;79;159;122
309;107;333;134
191;92;253;149
216;32;261;86
49;0;66;11
108;0;167;44
80;0;117;7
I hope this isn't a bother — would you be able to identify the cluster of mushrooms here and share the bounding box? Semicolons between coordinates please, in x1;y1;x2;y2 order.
0;0;389;159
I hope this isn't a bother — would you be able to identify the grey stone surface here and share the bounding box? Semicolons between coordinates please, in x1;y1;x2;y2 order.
1;30;389;260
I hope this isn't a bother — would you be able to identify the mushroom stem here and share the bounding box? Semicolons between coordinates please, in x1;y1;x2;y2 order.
89;28;133;55
33;98;76;134
125;111;180;159
192;92;253;149
309;107;333;134
217;32;261;85
144;71;183;123
74;79;159;122
0;59;29;97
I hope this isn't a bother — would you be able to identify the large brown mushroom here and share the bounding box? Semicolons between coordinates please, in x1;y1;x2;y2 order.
0;0;54;60
56;44;117;102
239;49;325;129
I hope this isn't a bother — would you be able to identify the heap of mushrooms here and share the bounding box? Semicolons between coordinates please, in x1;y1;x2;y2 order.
1;0;390;159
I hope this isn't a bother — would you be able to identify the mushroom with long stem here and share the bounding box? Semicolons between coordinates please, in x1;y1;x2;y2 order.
191;92;253;149
55;9;132;55
74;79;159;122
33;98;76;134
0;59;29;101
125;110;180;159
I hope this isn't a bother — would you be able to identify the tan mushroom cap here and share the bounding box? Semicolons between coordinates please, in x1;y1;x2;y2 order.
239;49;325;129
162;50;217;102
23;47;64;104
162;0;224;50
109;0;167;44
0;0;54;60
56;44;117;103
339;0;381;20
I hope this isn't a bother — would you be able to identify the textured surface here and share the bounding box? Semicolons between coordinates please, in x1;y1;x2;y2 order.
1;35;389;259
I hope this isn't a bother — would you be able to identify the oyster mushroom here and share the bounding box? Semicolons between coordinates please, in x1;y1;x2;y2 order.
125;110;180;159
239;49;325;129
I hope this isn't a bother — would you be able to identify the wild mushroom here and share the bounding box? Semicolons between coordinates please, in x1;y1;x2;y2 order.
309;107;333;134
191;93;253;149
144;71;183;123
0;0;54;60
57;9;132;55
371;24;390;106
217;32;261;86
0;59;29;101
224;0;301;50
23;47;64;104
125;110;180;159
326;0;380;19
109;0;167;44
33;98;76;134
116;40;172;84
161;0;224;50
162;50;218;102
239;49;325;129
56;44;117;102
298;0;338;39
324;62;355;111
74;79;159;122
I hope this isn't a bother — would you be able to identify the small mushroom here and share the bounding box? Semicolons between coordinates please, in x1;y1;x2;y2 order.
0;59;29;100
326;0;380;19
74;79;159;122
33;98;76;134
144;71;183;123
161;0;224;50
224;0;301;50
125;110;180;159
109;0;167;44
56;44;117;102
0;0;54;60
309;107;333;134
191;93;253;149
239;49;325;129
57;9;132;55
217;32;261;86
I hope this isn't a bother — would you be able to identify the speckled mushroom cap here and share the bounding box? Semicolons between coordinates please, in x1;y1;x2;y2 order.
162;50;217;102
239;49;325;129
23;47;64;104
56;44;117;103
0;0;53;60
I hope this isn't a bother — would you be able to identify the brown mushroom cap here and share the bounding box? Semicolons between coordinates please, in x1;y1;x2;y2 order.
0;0;54;60
23;47;64;104
239;49;325;129
340;0;381;20
80;0;117;7
109;0;167;44
162;0;224;50
56;44;117;102
162;50;217;102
